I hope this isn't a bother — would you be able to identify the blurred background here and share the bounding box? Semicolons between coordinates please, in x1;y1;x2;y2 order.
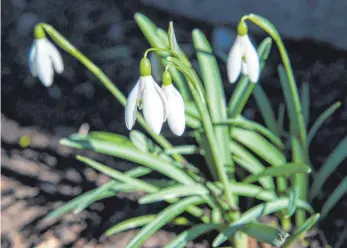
2;0;347;247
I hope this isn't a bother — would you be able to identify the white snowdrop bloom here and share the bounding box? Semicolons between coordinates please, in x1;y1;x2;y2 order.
29;37;64;87
125;58;167;135
227;34;259;84
161;71;185;136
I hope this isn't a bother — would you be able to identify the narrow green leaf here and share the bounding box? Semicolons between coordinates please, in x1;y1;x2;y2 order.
192;29;233;177
77;155;157;192
60;134;194;185
321;177;347;219
230;140;275;190
106;215;156;236
125;196;204;248
253;84;280;136
129;130;151;152
286;184;299;218
185;101;200;119
277;103;285;135
74;180;117;213
282;214;320;248
228;37;273;117
168;22;180;54
231;127;286;166
241;222;289;246
88;131;135;148
311;136;347;198
228;183;277;201
165;224;223;248
217;116;284;150
300;82;310;127
307;102;341;145
165;145;199;155
242;163;311;184
213;198;313;247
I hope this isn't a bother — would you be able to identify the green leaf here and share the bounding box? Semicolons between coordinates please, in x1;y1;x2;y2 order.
300;82;310;127
321;177;347;219
74;180;117;213
228;183;277;201
164;224;223;248
60;134;194;185
231;127;286;166
168;22;180;55
253;84;280;136
88;131;135;148
311;136;347;199
212;198;313;247
129;130;151;152
241;222;289;246
125;196;204;248
217;116;284;150
106;215;156;236
165;145;199;155
277;103;285;135
286;184;299;218
228;37;272;117
242;163;311;184
282;214;320;248
230;140;275;190
192;28;233;177
307;102;341;146
77;155;157;192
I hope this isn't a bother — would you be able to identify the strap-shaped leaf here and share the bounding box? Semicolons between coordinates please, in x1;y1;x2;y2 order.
60;134;194;185
241;222;289;246
286;184;300;218
321;177;347;219
129;130;151;152
106;215;156;236
242;163;311;184
165;224;224;248
125;196;204;248
311;136;347;198
230;140;275;190
300;82;310;127
253;84;280;136
165;145;199;155
231;127;286;166
168;22;180;55
282;214;320;248
192;29;233;179
307;101;341;146
277;103;285;134
217;116;284;149
213;198;313;246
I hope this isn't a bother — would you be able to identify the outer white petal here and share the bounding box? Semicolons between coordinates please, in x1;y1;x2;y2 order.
125;79;140;130
244;36;260;83
142;76;165;134
162;84;185;136
35;39;54;87
43;39;64;74
227;36;243;83
28;43;37;77
153;82;168;121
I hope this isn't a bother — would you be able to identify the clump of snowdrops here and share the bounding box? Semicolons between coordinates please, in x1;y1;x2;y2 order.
29;12;347;248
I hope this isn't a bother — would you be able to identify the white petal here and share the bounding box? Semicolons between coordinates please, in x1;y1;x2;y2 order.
227;36;243;83
153;82;168;121
125;79;140;130
44;39;64;74
35;39;54;87
244;36;260;83
28;43;37;77
162;84;185;136
142;76;165;134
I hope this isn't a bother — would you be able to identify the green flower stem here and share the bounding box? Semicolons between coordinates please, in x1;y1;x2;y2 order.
143;47;173;58
40;23;187;166
244;15;309;225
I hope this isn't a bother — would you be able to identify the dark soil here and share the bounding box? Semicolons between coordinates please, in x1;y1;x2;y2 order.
2;0;347;247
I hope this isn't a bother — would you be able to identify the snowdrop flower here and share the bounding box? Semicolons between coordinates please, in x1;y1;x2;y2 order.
125;58;167;134
227;21;259;83
161;70;185;136
29;25;64;87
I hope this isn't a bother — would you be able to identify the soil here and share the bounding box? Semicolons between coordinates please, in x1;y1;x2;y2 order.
2;0;347;247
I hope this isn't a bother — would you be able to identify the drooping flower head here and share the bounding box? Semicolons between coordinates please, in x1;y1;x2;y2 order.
29;25;64;87
125;58;167;134
161;70;185;136
227;20;259;83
